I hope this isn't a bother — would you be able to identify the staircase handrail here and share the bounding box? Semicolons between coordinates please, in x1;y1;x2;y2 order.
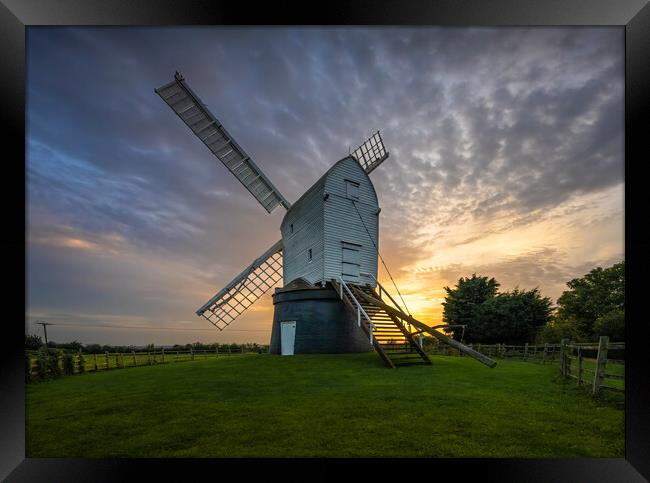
336;277;375;344
360;272;408;315
350;286;497;368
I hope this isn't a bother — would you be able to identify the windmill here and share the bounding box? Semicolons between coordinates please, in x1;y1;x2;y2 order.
155;72;496;369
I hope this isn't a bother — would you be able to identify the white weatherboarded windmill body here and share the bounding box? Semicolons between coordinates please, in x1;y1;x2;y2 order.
155;72;496;369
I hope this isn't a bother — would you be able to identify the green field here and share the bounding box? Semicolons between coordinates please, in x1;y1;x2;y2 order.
26;353;624;457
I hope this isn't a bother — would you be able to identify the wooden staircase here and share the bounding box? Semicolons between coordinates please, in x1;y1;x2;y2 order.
331;280;431;368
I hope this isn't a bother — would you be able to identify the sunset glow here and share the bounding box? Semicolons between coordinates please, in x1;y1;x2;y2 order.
27;27;623;345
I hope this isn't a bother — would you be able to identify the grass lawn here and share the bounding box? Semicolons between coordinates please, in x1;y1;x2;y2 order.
26;353;624;457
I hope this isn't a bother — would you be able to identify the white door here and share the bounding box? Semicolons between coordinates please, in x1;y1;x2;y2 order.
341;242;361;282
280;321;296;356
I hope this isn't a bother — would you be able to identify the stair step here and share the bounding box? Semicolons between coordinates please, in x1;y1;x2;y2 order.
334;281;431;368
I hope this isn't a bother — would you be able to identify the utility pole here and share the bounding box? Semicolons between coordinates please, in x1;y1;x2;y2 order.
35;321;51;347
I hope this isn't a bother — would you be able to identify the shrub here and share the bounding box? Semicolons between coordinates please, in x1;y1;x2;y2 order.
593;308;625;341
535;315;583;344
46;349;62;377
63;353;75;375
78;353;85;374
35;353;48;380
25;353;32;383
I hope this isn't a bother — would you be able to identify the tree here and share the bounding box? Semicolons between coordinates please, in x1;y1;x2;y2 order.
25;334;43;350
593;308;625;341
535;314;582;344
442;274;499;340
555;261;624;340
85;344;102;354
472;288;552;344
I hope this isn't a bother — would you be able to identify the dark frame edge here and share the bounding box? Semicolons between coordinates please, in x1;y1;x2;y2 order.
625;0;650;480
0;0;26;481
2;0;649;481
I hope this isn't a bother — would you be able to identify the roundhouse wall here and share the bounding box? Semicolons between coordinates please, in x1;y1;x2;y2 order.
270;286;373;354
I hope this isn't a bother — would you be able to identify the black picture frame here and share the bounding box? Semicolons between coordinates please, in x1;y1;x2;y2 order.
3;0;649;481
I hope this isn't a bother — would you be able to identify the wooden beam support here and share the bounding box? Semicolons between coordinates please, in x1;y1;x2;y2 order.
350;286;497;368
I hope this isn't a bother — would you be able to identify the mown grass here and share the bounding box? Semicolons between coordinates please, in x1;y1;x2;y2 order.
26;353;624;457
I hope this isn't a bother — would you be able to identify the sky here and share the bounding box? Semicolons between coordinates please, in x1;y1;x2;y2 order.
26;27;624;346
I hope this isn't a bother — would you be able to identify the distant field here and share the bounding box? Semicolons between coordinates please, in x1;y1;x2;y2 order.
26;353;624;458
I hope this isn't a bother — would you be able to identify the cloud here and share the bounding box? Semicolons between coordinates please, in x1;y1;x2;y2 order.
26;27;624;341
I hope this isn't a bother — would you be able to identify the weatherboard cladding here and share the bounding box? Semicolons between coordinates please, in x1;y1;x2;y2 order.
281;178;325;285
281;156;378;287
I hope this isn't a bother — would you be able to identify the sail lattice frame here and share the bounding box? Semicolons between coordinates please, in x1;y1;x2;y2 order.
351;131;389;174
197;240;283;330
155;72;290;213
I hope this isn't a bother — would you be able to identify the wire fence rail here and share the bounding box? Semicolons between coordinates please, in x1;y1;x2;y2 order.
426;342;563;363
25;347;268;382
424;337;624;396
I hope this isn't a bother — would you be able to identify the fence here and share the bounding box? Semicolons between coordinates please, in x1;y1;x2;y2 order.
425;337;624;396
559;336;625;396
426;342;562;363
25;346;267;382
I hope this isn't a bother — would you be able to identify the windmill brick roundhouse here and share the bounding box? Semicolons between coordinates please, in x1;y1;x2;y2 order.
155;71;496;369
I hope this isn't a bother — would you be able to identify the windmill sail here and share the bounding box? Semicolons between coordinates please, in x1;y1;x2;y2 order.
155;72;291;213
196;239;283;330
351;131;389;174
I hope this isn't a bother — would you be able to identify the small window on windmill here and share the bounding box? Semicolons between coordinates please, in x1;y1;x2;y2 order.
290;223;294;234
308;248;312;262
346;180;360;200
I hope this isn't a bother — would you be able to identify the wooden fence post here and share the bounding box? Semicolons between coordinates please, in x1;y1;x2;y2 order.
115;353;119;368
93;353;98;371
577;347;583;386
560;339;568;376
592;336;609;396
191;348;194;360
542;343;548;364
132;351;137;367
105;351;109;370
162;348;165;363
524;343;529;360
